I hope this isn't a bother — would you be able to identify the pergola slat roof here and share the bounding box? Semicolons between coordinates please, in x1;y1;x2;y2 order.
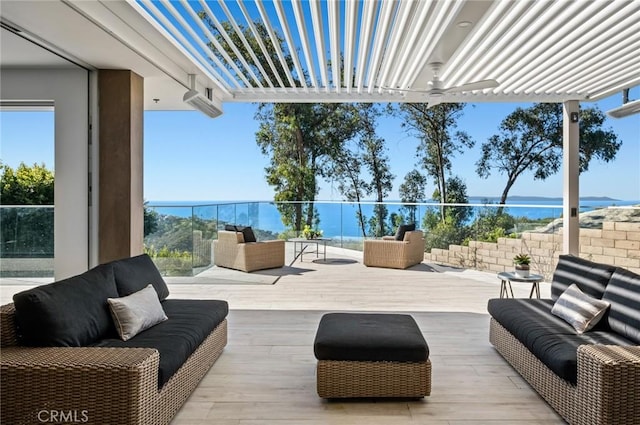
132;0;640;104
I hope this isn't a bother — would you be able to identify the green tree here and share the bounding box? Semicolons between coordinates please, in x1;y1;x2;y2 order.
423;176;472;251
143;201;159;237
476;103;621;207
256;102;361;232
0;162;55;257
433;176;472;226
1;162;54;205
329;138;368;236
396;103;473;222
399;169;427;224
359;105;394;237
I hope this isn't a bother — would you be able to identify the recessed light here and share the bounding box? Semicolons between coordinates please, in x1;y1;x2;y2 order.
457;21;472;28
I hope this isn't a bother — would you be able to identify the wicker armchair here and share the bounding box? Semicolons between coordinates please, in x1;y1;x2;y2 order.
363;230;425;269
213;230;285;272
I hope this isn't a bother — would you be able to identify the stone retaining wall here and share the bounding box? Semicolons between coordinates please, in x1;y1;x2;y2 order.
427;221;640;280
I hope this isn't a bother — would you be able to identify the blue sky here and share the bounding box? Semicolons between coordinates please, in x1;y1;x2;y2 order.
1;91;639;202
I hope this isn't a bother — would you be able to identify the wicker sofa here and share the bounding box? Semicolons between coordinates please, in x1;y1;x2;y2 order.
0;254;228;425
488;254;640;424
363;230;425;269
214;229;285;272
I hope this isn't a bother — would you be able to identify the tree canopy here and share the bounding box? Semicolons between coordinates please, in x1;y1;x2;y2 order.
1;162;54;205
255;102;362;231
395;103;473;222
476;103;621;205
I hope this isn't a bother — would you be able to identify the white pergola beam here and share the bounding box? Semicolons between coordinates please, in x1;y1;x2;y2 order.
216;0;275;88
343;0;358;93
236;0;287;88
327;0;341;91
292;0;318;90
273;0;308;89
254;1;297;88
309;0;329;91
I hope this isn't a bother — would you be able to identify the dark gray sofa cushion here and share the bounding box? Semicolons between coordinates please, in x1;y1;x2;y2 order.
314;313;429;362
602;267;640;344
109;254;170;300
551;254;616;301
13;264;118;347
488;298;633;384
92;299;229;388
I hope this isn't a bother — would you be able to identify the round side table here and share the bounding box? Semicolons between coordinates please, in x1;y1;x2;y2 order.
497;271;544;299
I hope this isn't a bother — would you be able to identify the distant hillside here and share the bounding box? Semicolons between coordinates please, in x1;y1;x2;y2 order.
472;195;620;202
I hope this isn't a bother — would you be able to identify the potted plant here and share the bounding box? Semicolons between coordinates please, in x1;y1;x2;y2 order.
513;254;531;277
302;224;323;240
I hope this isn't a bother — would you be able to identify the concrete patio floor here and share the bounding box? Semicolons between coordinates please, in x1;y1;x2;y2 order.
0;244;563;424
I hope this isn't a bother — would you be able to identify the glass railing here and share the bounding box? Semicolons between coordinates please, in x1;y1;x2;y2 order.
143;200;640;276
0;205;54;277
1;200;638;277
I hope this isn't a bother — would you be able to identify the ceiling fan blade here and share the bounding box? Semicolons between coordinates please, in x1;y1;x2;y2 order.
445;79;499;93
427;98;442;109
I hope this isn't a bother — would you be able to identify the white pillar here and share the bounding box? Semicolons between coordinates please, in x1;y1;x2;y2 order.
563;101;580;255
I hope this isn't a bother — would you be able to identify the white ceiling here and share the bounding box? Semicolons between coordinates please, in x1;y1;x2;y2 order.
1;0;639;111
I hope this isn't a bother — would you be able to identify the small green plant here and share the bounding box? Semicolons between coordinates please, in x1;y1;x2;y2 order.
301;224;323;239
513;253;531;265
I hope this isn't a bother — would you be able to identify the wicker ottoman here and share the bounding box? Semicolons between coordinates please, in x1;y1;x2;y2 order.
313;312;431;398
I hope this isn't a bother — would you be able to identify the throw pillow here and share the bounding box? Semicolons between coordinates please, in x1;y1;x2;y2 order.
551;283;611;334
107;284;168;341
394;223;416;241
224;224;237;232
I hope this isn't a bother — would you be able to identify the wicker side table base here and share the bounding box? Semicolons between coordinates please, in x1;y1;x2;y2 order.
317;359;431;398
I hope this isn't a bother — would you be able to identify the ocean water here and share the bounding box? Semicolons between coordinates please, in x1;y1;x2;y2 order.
148;198;639;238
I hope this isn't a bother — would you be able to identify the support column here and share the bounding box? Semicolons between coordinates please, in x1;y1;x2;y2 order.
98;70;144;263
563;101;580;255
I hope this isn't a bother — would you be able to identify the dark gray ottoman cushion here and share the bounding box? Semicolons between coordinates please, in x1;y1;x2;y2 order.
314;312;429;362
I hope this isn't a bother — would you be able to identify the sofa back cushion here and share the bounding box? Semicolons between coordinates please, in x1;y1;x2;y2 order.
110;254;169;300
551;254;616;301
602;267;640;343
13;264;118;346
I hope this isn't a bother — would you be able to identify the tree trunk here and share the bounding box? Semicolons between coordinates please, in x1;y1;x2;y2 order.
376;184;385;236
436;137;447;222
294;111;306;231
498;176;517;215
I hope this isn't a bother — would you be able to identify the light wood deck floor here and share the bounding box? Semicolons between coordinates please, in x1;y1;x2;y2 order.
0;245;564;424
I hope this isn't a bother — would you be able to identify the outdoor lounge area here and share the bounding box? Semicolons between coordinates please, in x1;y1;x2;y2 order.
0;245;594;424
2;1;639;424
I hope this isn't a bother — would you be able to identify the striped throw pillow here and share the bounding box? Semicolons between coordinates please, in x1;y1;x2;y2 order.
551;283;611;334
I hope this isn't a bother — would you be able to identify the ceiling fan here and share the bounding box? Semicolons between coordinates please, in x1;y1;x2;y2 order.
387;62;499;106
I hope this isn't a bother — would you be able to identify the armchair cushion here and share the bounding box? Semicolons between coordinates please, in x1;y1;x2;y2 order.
13;264;118;347
395;223;416;241
237;226;257;243
223;224;257;243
